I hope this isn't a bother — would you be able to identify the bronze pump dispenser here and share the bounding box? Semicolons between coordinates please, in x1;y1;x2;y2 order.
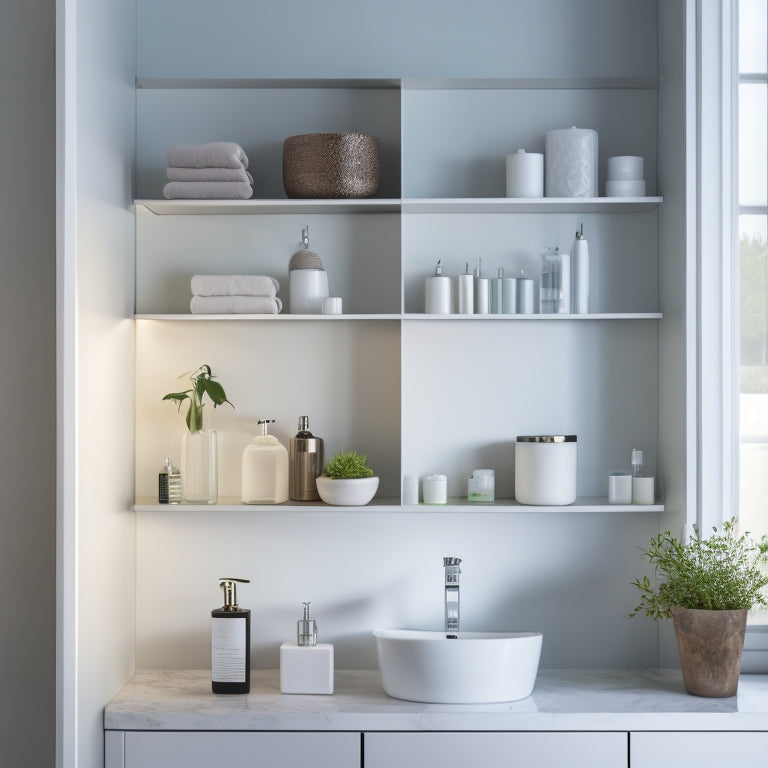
211;577;251;694
289;416;324;500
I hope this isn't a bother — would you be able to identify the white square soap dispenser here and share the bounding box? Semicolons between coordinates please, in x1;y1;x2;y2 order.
280;602;334;694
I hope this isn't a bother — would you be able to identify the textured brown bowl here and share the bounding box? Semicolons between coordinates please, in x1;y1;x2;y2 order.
283;132;380;198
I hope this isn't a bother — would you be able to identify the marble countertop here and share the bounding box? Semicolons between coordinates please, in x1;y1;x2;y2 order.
104;669;768;732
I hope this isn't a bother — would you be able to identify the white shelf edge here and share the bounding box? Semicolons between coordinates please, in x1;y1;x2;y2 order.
134;199;401;215
402;197;663;213
135;313;401;321
405;313;662;320
134;197;662;215
134;313;661;321
402;77;660;90
136;77;402;90
134;497;663;513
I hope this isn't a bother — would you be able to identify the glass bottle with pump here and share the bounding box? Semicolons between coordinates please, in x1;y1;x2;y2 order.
211;578;251;694
241;419;289;504
289;416;324;501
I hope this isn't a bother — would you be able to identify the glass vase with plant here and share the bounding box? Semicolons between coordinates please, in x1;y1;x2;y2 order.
162;364;233;504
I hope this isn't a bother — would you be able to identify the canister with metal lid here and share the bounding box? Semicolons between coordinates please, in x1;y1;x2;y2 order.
514;435;577;505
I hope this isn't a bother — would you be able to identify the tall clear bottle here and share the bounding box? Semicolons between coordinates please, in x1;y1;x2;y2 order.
289;416;324;501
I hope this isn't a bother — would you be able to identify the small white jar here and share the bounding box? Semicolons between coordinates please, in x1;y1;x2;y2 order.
514;435;577;505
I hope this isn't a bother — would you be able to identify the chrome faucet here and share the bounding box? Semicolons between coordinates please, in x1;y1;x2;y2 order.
443;556;462;632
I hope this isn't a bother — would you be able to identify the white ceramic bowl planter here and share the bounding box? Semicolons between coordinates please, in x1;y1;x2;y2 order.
315;476;379;506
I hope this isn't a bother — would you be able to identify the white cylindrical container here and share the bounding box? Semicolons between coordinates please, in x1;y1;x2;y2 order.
606;155;644;181
321;296;343;315
605;179;646;197
545;127;598;198
571;224;589;314
290;269;329;314
608;472;633;504
402;475;419;505
457;270;474;314
514;435;577;505
632;476;655;505
506;150;544;198
425;260;452;314
490;269;504;314
539;247;571;314
422;474;447;505
517;277;535;314
501;277;517;313
475;277;490;314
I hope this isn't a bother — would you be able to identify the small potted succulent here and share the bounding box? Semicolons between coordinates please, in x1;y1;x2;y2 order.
162;364;232;504
315;450;379;506
628;519;768;697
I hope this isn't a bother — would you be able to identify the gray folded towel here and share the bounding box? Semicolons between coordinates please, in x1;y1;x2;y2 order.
190;296;283;314
166;142;249;170
163;180;253;200
191;275;279;297
167;167;254;184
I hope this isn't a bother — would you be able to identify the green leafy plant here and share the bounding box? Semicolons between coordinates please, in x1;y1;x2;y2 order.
628;519;768;620
162;364;233;432
322;451;374;479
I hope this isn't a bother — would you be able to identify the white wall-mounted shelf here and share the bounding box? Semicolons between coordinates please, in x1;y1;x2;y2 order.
134;497;663;513
136;77;402;90
135;197;662;216
135;314;402;321
134;199;401;215
402;77;660;90
135;313;662;321
404;313;663;320
402;197;663;214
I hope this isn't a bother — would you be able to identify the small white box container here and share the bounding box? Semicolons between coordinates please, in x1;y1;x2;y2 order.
280;642;334;694
608;472;633;504
422;474;447;504
514;435;577;505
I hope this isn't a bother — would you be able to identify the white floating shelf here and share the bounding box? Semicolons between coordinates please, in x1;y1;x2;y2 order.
134;496;663;513
402;77;660;90
402;197;663;214
136;77;402;90
134;199;401;215
404;313;662;320
135;314;401;321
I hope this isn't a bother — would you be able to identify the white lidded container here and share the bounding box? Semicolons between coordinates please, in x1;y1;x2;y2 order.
514;435;577;505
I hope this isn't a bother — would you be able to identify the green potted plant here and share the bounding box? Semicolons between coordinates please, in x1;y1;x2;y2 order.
629;519;768;697
162;364;232;504
315;450;379;506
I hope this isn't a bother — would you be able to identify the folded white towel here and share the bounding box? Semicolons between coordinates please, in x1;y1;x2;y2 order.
163;180;253;200
166;142;249;170
167;167;254;184
191;275;279;297
190;296;283;314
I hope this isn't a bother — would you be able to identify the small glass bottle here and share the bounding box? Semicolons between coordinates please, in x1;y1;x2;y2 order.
159;457;182;504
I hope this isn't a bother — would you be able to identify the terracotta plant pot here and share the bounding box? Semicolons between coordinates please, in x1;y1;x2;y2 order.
671;606;747;698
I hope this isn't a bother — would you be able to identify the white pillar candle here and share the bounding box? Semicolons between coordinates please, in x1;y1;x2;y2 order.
545;127;598;197
506;150;544;198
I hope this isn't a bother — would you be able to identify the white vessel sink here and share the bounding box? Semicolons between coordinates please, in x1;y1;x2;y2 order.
373;628;543;704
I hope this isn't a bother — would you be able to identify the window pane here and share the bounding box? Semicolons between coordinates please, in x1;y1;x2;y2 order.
739;214;768;624
740;0;767;73
739;83;768;206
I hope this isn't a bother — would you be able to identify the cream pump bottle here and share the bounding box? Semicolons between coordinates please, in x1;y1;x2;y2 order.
241;419;289;504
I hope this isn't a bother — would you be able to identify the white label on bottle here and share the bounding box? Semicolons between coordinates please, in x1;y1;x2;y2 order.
211;617;246;683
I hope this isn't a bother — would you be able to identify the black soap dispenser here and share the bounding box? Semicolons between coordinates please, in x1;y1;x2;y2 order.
211;577;251;694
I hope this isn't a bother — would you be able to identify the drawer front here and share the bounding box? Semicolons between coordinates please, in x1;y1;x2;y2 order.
631;731;768;768
365;732;627;768
124;731;359;768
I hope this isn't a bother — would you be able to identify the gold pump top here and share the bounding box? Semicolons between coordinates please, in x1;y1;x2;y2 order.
219;577;250;611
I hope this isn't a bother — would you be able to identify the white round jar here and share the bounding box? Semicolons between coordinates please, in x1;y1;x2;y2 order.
514;435;577;505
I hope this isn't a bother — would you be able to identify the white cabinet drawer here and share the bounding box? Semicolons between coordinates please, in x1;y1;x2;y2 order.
630;731;768;768
123;731;359;768
365;732;627;768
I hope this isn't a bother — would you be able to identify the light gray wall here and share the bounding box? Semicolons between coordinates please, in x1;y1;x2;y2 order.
0;3;56;768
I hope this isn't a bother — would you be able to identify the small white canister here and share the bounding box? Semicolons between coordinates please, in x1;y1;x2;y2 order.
514;435;577;505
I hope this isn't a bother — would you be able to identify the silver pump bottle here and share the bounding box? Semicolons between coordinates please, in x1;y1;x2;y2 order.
289;416;324;500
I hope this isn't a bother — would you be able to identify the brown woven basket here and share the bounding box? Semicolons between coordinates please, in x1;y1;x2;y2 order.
283;133;380;199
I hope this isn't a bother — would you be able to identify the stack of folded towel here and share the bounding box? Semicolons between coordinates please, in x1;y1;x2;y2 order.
190;275;282;314
164;142;254;200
